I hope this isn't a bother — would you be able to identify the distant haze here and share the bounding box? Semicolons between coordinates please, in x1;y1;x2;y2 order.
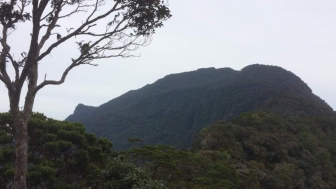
0;0;335;120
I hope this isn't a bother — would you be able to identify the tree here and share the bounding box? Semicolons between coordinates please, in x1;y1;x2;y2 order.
0;0;171;188
124;145;238;188
0;113;168;188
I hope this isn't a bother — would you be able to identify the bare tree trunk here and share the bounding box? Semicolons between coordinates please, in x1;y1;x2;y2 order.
13;113;28;189
8;91;27;189
12;100;35;189
11;64;37;189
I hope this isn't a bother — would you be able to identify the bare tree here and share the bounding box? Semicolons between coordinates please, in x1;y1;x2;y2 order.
0;0;171;188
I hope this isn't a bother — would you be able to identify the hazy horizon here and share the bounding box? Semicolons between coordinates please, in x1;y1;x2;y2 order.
1;0;336;120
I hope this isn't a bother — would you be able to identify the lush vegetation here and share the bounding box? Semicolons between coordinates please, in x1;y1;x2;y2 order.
67;64;334;150
125;145;239;189
125;112;336;189
1;111;336;188
2;65;336;188
0;113;166;189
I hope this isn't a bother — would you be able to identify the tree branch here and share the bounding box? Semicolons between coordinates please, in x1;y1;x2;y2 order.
86;0;100;22
40;6;57;22
38;3;62;50
34;27;144;93
37;0;52;19
0;36;19;81
0;73;5;83
6;53;19;81
37;2;121;61
0;25;14;91
34;62;78;92
58;2;94;19
16;0;47;91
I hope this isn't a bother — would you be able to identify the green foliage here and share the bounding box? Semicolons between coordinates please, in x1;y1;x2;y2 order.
66;64;334;150
112;112;336;189
2;110;336;189
125;145;239;189
0;113;166;189
195;112;336;188
97;158;167;189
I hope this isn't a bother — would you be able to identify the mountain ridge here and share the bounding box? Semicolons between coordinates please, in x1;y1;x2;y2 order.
66;64;334;150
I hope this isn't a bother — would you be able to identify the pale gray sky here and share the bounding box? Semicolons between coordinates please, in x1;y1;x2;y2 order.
1;0;336;120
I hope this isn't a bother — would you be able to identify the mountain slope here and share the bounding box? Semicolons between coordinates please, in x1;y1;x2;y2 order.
66;64;334;150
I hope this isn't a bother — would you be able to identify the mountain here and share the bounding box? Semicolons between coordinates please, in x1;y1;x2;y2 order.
66;64;334;150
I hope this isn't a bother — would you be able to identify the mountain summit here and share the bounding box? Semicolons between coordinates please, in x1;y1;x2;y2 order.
66;64;333;149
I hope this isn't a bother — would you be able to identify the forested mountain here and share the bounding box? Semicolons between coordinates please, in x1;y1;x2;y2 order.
66;64;334;150
2;65;336;188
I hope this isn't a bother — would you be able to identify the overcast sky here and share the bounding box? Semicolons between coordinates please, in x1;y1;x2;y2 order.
1;0;336;120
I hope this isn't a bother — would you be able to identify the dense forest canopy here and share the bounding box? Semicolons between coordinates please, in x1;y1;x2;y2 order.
0;113;166;189
2;112;336;188
67;65;334;150
125;112;336;189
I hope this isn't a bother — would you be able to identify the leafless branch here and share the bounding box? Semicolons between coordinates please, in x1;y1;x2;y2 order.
34;61;78;92
0;25;14;91
0;73;5;84
58;3;94;19
40;6;56;21
38;3;63;50
86;0;101;22
36;0;51;19
37;2;122;61
6;53;19;81
40;24;61;28
34;33;148;93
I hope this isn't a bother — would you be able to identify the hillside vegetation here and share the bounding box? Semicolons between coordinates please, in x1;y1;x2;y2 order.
126;112;336;189
66;65;334;149
2;112;336;188
0;113;166;189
